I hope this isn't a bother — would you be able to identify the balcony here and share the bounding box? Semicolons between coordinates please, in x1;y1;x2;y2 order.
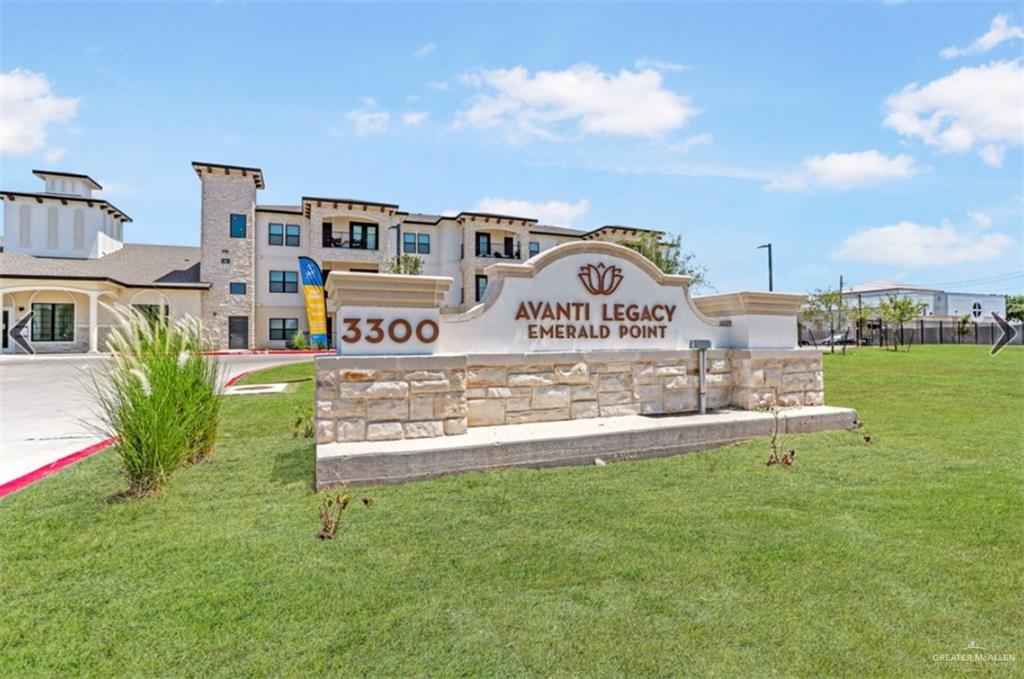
321;233;378;251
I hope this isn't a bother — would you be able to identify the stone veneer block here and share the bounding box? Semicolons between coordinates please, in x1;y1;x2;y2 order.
532;385;571;409
367;399;409;422
403;421;444;439
336;418;367;442
467;367;506;387
366;422;403;441
468;398;505;426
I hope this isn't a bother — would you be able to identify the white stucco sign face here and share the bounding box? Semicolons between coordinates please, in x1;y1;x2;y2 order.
439;250;729;354
329;241;803;356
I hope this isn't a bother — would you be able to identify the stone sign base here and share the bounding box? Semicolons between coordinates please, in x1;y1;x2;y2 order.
316;405;858;488
314;349;827;445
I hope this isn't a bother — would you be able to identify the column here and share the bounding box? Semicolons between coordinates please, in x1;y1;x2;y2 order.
88;293;99;353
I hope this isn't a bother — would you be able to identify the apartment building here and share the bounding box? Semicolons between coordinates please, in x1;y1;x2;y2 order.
1;162;652;353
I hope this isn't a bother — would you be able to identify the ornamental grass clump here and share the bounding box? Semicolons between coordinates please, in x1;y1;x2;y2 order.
93;308;221;496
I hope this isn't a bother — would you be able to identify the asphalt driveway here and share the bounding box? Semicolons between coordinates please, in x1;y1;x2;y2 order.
0;353;314;485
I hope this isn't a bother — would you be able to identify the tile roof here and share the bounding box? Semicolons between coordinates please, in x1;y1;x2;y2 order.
0;244;208;288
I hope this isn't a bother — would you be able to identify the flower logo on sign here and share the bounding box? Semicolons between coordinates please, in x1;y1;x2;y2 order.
578;263;624;296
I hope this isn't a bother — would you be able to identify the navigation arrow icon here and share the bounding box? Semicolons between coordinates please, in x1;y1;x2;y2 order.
10;311;34;355
990;312;1017;356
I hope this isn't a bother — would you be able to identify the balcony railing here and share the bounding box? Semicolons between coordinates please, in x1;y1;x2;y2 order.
322;233;378;250
474;248;522;260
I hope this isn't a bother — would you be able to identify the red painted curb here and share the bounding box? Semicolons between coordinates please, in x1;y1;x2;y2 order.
224;370;253;387
204;349;331;356
0;437;117;500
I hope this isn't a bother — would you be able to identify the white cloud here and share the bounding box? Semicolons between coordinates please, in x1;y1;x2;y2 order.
978;143;1006;167
455;63;698;141
634;58;690;73
345;110;390;136
401;111;429;126
668;132;713;153
43;147;67;164
768;150;919;191
883;60;1023;164
968;210;992;228
413;43;436;58
0;69;78;155
473;197;590;225
427;80;448;91
832;220;1014;267
340;99;390;136
940;14;1024;58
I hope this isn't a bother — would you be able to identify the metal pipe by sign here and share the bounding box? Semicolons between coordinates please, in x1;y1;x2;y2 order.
689;339;711;414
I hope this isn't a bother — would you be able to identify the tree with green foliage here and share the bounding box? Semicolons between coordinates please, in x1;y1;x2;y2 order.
620;231;709;291
1006;295;1024;322
878;294;925;351
801;288;853;352
383;254;424;275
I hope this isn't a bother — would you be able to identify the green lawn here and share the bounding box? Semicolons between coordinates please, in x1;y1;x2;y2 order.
2;346;1021;677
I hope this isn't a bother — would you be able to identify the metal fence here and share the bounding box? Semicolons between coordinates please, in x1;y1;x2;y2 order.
800;319;1022;348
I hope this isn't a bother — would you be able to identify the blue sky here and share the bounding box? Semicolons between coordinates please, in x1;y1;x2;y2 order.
2;2;1022;295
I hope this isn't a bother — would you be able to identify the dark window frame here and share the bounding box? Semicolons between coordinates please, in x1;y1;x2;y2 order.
349;222;379;251
285;224;300;247
269;317;299;341
475;274;488;303
268;223;284;246
403;232;417;254
475;232;491;257
229;282;247;295
31;302;74;342
529;241;540;257
230;213;247;239
417;233;430;254
269;270;299;293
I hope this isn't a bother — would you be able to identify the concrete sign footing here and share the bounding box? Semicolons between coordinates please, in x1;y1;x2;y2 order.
315;405;859;488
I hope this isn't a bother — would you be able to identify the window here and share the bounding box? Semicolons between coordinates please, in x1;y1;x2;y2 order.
268;223;284;246
132;304;169;324
972;302;982;318
47;207;59;249
19;205;31;246
417;233;430;254
475;274;488;303
350;222;378;250
476;232;491;257
529;241;540;257
229;282;247;295
403;232;417;254
285;224;300;247
74;210;85;249
31;303;74;342
230;213;247;238
269;318;299;341
269;270;299;293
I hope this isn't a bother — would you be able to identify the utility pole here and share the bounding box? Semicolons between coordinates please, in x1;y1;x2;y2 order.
839;274;845;354
757;243;773;291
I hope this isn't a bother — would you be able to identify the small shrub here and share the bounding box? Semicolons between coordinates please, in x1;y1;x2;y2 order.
291;331;308;350
291;405;313;439
316;487;373;539
765;408;796;467
92;307;221;496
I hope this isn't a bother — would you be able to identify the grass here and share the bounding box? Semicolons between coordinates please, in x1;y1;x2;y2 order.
2;346;1021;677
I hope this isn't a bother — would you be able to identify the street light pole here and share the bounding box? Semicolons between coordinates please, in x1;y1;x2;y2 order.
757;243;773;291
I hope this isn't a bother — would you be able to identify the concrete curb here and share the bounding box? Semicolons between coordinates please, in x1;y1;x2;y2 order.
316;405;859;488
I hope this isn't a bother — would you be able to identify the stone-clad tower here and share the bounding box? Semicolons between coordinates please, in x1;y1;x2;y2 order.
193;162;262;350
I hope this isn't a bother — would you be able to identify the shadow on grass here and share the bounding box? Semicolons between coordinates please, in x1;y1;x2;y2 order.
272;437;317;489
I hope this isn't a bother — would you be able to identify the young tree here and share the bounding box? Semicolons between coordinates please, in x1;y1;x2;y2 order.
620;232;710;291
1006;294;1024;322
383;254;424;275
801;288;852;352
878;294;925;351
